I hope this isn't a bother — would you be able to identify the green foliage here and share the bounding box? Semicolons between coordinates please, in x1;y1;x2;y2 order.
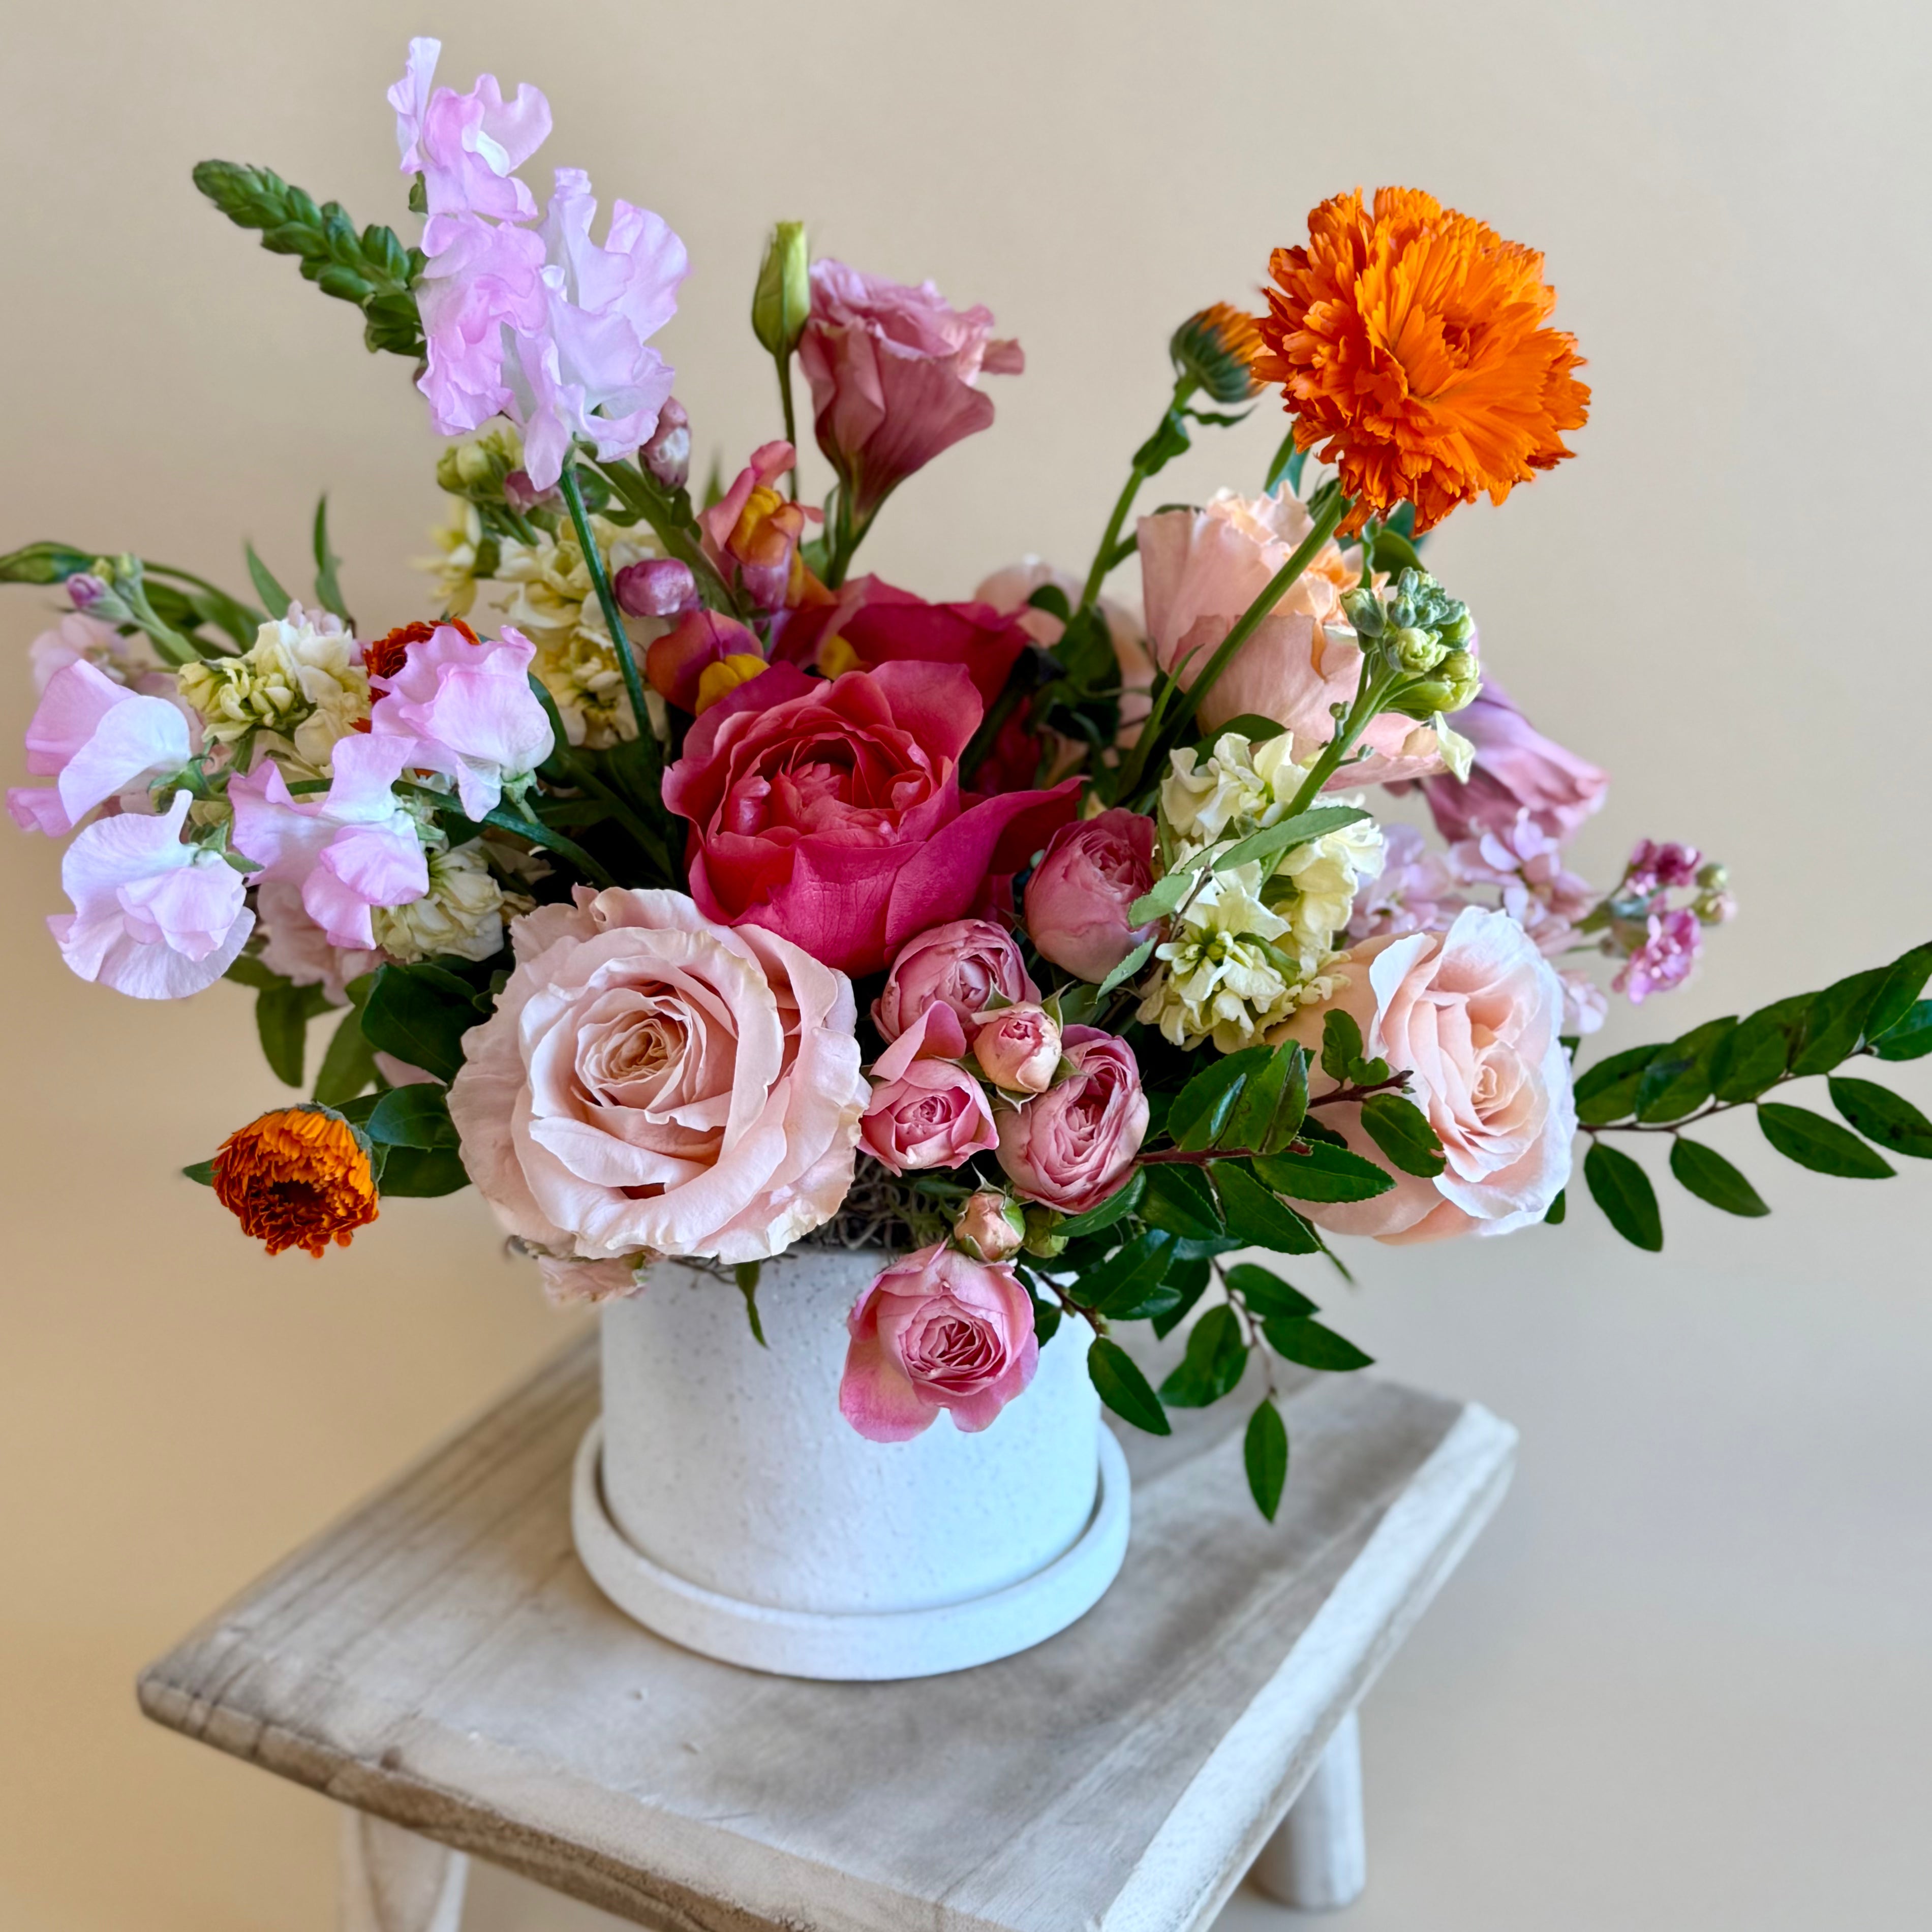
1667;1138;1769;1217
1260;1314;1374;1371
1213;1161;1322;1253
1634;1015;1736;1123
312;496;351;625
1088;1337;1170;1435
358;962;489;1085
311;1006;378;1107
1158;1304;1248;1407
1095;936;1156;999
1710;997;1810;1103
1583;1141;1663;1250
1319;1009;1364;1083
1573;1043;1664;1124
1223;1263;1317;1318
1359;1092;1445;1177
1169;1044;1273;1150
192;161;426;357
1828;1078;1932;1158
1863;943;1932;1044
244;541;293;615
1872;1001;1932;1062
1053;1170;1146;1238
1757;1101;1895;1178
1244;1399;1289;1521
1;541;96;584
254;978;333;1086
1790;969;1887;1079
1250;1141;1395;1203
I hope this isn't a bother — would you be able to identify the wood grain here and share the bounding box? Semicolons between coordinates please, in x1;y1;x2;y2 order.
138;1334;1514;1932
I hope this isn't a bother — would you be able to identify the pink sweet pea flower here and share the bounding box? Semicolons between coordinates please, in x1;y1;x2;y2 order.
858;1004;998;1174
798;260;1023;521
839;1242;1039;1443
9;657;193;836
230;735;428;951
50;791;254;999
388;37;553;221
369;622;553;820
414;212;550;438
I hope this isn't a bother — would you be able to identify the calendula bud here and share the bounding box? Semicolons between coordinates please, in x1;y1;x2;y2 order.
1169;302;1265;405
751;222;811;359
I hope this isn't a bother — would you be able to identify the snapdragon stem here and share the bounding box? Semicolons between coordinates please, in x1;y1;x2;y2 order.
1077;377;1196;618
558;458;652;734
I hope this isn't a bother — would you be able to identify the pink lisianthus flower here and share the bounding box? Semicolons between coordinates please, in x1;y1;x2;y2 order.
1613;906;1702;1002
994;1026;1149;1216
1409;682;1608;843
858;1004;998;1174
50;790;254;999
874;917;1039;1044
229;734;429;952
9;657;193;836
798;260;1023;522
839;1242;1039;1443
698;441;824;611
1347;822;1464;942
368;622;553;820
387;37;553;221
1023;809;1157;984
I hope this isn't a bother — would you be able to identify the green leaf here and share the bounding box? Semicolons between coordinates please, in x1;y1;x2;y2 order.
1872;1000;1932;1062
1260;1314;1373;1371
1250;1141;1395;1203
1052;1169;1146;1237
358;963;484;1085
1544;1186;1567;1224
374;1145;470;1197
1634;1015;1737;1123
1170;1045;1274;1151
1866;944;1932;1046
1213;1161;1322;1253
1709;995;1812;1103
0;540;96;585
1790;969;1886;1079
1212;806;1371;876
1087;1231;1184;1321
1095;935;1156;999
1320;1010;1364;1084
363;1084;459;1150
224;953;284;992
1573;1044;1663;1125
1088;1337;1171;1435
1827;1077;1932;1160
1757;1101;1895;1179
1026;1281;1063;1346
1244;1399;1290;1521
244;541;292;615
1224;1262;1318;1319
1583;1142;1663;1251
1359;1092;1445;1177
735;1261;766;1347
256;980;332;1086
1140;1164;1225;1241
1668;1138;1770;1217
182;1159;217;1187
1158;1304;1249;1407
311;1007;378;1106
1150;1257;1213;1339
1194;714;1290;752
311;495;351;624
1127;869;1193;926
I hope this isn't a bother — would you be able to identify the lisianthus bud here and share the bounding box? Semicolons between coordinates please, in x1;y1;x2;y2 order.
752;223;811;359
641;397;691;489
954;1190;1025;1263
1170;302;1264;405
614;556;700;619
972;1003;1062;1094
65;571;110;612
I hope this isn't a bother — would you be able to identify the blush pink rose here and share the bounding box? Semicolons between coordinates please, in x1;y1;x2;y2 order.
799;260;1023;521
859;1005;998;1174
447;887;868;1264
971;1002;1061;1094
1278;905;1575;1244
1023;809;1157;984
954;1189;1024;1263
839;1242;1039;1442
994;1025;1149;1215
874;917;1039;1043
662;661;1078;977
1139;488;1457;787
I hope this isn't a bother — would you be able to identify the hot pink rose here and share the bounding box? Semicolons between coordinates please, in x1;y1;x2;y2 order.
447;887;868;1264
839;1242;1039;1443
874;917;1039;1043
1278;906;1574;1245
798;260;1023;521
995;1025;1149;1215
860;1004;998;1174
1023;809;1158;984
972;1002;1061;1094
661;661;1078;977
1409;683;1607;843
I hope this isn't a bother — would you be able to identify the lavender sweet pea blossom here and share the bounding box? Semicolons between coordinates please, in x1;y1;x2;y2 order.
388;38;552;221
9;657;192;836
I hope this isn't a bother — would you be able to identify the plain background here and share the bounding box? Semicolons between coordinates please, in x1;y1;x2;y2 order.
3;1;1929;1926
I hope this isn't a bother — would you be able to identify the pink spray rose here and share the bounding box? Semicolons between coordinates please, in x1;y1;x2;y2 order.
9;657;193;837
536;1254;643;1307
874;917;1039;1044
1139;488;1454;786
971;1002;1062;1094
369;622;554;820
661;661;1079;977
994;1026;1149;1216
798;260;1023;520
448;888;868;1264
1278;906;1575;1244
1410;683;1607;843
50;790;254;999
954;1190;1025;1263
858;1004;998;1174
1023;809;1158;984
839;1242;1039;1443
388;37;551;221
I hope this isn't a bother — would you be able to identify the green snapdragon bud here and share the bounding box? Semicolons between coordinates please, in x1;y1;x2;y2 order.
752;221;811;358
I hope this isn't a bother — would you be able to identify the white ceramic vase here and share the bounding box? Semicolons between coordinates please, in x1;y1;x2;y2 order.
570;1246;1130;1680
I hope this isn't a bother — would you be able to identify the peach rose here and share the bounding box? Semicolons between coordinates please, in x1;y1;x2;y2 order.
448;887;868;1264
1138;487;1456;786
1279;906;1574;1243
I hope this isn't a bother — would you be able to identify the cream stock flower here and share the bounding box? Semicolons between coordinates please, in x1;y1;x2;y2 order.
371;841;519;963
178;604;368;772
421;496;486;617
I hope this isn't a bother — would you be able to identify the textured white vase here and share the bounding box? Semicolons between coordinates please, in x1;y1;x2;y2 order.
571;1246;1130;1679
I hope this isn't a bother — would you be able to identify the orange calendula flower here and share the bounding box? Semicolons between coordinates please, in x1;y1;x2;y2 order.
211;1106;380;1258
1253;188;1590;534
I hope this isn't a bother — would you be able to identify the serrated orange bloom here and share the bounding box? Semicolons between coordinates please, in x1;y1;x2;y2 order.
1253;188;1590;534
212;1106;379;1258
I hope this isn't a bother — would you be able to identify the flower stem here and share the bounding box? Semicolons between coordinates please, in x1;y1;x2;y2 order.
774;352;801;502
558;457;652;735
1077;377;1195;618
1277;657;1401;821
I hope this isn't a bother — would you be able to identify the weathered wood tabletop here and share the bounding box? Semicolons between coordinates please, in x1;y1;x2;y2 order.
138;1332;1514;1932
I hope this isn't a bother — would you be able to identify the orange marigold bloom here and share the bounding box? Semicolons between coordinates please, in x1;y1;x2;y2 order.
212;1107;380;1258
1253;187;1590;534
364;617;478;683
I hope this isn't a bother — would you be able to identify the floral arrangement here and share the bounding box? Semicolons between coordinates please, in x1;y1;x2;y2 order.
10;40;1929;1516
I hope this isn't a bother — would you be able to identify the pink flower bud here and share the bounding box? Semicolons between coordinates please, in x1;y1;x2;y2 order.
954;1191;1024;1263
502;468;561;513
614;556;700;619
1022;808;1157;983
874;918;1038;1043
66;572;110;612
641;396;691;488
971;1002;1061;1093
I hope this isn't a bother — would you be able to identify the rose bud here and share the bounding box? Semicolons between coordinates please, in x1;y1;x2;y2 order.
859;1007;997;1175
1023;808;1158;983
995;1027;1148;1216
954;1190;1026;1264
971;1002;1061;1094
615;557;701;621
874;918;1039;1044
641;396;691;489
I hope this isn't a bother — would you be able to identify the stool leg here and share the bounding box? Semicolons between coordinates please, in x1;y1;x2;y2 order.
340;1809;471;1932
1249;1708;1366;1911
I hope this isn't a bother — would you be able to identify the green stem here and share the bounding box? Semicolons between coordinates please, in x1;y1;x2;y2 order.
823;485;877;591
525;674;675;881
775;353;801;502
1077;377;1194;617
1277;658;1400;821
558;458;651;734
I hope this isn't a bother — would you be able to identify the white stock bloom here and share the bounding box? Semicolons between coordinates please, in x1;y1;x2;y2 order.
178;604;368;772
1271;807;1385;960
421;497;486;617
371;841;520;963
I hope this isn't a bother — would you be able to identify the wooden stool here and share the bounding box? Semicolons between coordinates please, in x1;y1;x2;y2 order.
139;1333;1513;1929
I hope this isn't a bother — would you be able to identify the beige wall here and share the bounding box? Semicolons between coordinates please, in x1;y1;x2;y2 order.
4;2;1929;1926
